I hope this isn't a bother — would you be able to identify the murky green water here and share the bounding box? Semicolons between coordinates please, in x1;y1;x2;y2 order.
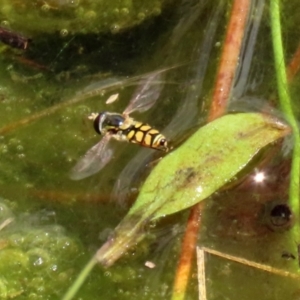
0;0;300;299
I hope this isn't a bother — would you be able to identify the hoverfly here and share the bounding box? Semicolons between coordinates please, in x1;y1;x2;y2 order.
70;70;169;180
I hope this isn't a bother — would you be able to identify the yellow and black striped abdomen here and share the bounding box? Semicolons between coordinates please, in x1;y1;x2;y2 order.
123;122;168;151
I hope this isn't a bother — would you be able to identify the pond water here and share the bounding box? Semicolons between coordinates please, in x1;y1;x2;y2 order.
0;0;299;299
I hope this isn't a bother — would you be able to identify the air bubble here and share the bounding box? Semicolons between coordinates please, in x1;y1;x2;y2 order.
9;233;24;247
67;0;79;7
8;138;20;146
16;145;24;152
50;264;58;271
121;8;129;15
111;24;121;33
25;183;34;188
0;20;9;27
60;29;68;37
85;10;96;19
113;8;120;15
104;271;111;277
153;7;161;15
137;12;145;20
0;145;8;154
41;4;50;12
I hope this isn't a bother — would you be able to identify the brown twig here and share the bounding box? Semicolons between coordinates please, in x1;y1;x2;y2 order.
172;204;202;299
202;246;300;279
209;1;250;120
30;189;111;203
196;247;207;300
14;56;52;72
29;188;131;204
287;42;300;82
172;0;251;299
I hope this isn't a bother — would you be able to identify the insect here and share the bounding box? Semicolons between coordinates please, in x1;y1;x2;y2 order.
70;70;169;180
0;27;30;50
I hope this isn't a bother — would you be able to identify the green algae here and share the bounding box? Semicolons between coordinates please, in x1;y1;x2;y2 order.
0;0;174;36
0;201;84;299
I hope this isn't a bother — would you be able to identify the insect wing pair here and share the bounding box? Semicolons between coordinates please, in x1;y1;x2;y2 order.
70;70;165;180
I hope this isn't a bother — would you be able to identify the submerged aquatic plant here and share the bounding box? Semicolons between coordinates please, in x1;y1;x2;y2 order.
0;201;84;299
0;0;174;35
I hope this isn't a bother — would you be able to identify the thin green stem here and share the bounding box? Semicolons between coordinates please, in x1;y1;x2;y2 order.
270;0;300;234
62;256;98;300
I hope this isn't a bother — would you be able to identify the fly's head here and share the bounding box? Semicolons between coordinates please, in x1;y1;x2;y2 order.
91;112;125;135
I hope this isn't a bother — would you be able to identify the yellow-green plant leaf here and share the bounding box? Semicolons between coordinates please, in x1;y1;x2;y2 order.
132;112;289;218
96;112;290;267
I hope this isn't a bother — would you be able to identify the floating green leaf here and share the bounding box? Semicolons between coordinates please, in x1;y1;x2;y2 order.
96;112;290;267
131;112;290;219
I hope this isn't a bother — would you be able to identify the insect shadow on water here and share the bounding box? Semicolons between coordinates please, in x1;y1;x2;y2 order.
70;69;170;180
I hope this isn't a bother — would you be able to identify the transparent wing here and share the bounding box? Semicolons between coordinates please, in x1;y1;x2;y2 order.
123;70;164;115
70;134;113;180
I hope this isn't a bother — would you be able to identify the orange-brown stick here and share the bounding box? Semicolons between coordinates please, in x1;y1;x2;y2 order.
172;0;251;298
172;204;202;298
209;0;250;120
30;189;113;203
287;42;300;82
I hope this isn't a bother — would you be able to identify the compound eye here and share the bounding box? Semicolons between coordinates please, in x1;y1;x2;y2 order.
107;115;124;127
93;113;104;134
